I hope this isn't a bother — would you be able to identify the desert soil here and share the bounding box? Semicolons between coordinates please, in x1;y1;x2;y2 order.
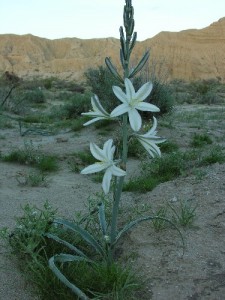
0;104;225;300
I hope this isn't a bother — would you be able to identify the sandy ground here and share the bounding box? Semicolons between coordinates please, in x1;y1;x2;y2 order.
1;106;225;299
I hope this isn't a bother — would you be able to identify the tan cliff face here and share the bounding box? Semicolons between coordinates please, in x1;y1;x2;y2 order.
0;17;225;82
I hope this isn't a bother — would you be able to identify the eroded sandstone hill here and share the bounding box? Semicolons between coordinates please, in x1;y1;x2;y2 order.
0;17;225;82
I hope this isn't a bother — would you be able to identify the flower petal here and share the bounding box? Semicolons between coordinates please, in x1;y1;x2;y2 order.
143;116;157;136
81;163;107;174
103;139;114;160
102;168;112;194
136;102;160;112
110;165;126;177
128;109;142;132
90;143;106;161
110;103;129;117
124;78;135;99
83;117;104;126
112;86;128;104
135;81;153;101
91;94;109;116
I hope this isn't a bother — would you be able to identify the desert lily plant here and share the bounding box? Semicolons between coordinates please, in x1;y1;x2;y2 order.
47;1;173;299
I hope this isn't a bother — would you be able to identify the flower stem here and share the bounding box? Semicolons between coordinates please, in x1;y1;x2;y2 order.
109;0;133;258
110;114;128;248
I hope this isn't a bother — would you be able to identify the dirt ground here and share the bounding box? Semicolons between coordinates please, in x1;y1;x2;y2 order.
0;105;225;300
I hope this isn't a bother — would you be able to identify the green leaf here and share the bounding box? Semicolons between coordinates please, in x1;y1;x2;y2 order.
129;32;137;53
128;51;150;78
49;254;91;300
52;219;105;257
120;48;126;69
119;26;127;60
114;216;185;253
45;232;88;259
105;57;124;83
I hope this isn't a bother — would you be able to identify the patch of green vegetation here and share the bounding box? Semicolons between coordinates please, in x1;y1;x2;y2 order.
160;140;179;153
190;133;213;148
71;117;88;132
200;145;225;165
1;202;140;300
123;151;193;193
168;200;197;227
60;92;92;119
37;156;58;172
151;206;168;231
0;115;14;129
16;171;48;187
2;141;58;172
128;138;144;158
22;89;46;104
68;150;96;173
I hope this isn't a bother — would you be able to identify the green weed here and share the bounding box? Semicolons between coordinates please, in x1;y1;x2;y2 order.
68;150;96;173
2;141;58;172
168;200;197;227
151;206;168;231
200;145;225;165
16;171;48;187
190;133;213;147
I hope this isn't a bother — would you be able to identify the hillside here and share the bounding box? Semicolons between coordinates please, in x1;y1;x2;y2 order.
0;17;225;82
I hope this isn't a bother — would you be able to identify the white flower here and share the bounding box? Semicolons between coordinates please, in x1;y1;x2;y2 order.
111;78;160;131
81;139;126;194
135;117;166;157
82;94;110;126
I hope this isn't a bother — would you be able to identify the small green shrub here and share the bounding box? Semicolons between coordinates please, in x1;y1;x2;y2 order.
151;206;168;231
68;150;96;172
16;171;48;187
23;89;45;103
124;152;187;192
168;200;197;227
37;156;58;172
85;66;121;112
190;133;213;148
61;93;91;119
133;75;174;116
160;141;179;153
128;138;144;158
71;116;89;132
200;145;225;165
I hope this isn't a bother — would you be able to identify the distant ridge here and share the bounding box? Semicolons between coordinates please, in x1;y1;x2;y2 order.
0;17;225;82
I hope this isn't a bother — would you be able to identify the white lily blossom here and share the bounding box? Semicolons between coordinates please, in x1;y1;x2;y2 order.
111;78;160;131
81;139;126;194
82;94;110;126
135;117;166;158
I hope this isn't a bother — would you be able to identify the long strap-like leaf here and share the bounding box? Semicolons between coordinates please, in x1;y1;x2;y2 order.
53;219;106;257
49;254;91;300
114;216;185;253
45;232;89;259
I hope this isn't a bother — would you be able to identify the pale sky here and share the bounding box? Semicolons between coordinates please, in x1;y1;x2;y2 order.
0;0;224;41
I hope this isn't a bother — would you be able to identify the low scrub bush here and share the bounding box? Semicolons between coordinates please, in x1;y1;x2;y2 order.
61;92;91;119
85;66;120;112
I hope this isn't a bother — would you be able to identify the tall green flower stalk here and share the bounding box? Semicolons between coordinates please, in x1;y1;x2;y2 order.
48;1;167;298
